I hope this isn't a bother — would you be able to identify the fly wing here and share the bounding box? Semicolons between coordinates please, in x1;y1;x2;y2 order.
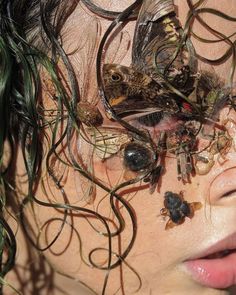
149;165;162;194
190;202;202;211
87;127;131;160
165;219;177;230
65;10;102;105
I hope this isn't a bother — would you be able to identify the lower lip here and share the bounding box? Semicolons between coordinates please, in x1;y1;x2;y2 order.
185;252;236;289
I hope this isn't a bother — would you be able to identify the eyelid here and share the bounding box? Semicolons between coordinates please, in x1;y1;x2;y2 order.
221;189;236;198
209;167;236;201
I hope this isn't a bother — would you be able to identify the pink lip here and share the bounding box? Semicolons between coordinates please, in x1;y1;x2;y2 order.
185;233;236;289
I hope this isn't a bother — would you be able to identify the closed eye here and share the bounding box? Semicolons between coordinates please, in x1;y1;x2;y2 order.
222;189;236;198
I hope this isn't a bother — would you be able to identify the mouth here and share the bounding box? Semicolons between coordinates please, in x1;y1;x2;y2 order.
203;249;236;259
185;234;236;289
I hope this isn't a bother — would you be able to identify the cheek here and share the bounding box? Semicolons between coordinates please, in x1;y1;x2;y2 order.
23;104;236;285
94;155;125;185
22;141;211;291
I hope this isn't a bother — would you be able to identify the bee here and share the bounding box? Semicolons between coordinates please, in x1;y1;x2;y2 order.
160;191;202;230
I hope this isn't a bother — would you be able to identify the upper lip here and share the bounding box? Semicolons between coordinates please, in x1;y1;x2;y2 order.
187;232;236;261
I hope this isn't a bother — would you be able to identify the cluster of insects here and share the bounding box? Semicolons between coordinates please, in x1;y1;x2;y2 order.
76;0;235;229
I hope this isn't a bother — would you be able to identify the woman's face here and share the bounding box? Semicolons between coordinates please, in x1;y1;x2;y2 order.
13;1;236;294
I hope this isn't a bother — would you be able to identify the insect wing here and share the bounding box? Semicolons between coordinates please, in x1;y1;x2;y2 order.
75;131;97;204
165;219;177;230
132;0;175;71
88;127;131;159
149;165;162;194
190;202;202;212
104;30;131;65
132;0;197;95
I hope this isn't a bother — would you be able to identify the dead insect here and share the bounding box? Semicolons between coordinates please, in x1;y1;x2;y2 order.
196;71;229;120
132;0;197;96
74;12;134;204
88;127;132;160
88;127;161;193
158;123;198;181
103;63;179;123
123;142;155;172
160;191;202;230
123;141;162;193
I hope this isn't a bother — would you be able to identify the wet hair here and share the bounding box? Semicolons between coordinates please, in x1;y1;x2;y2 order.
0;0;236;294
0;0;82;293
0;1;140;293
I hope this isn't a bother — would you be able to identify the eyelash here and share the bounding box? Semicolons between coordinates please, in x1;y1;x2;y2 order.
222;189;236;198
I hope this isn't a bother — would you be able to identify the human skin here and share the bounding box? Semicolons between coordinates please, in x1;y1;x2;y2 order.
6;1;236;295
